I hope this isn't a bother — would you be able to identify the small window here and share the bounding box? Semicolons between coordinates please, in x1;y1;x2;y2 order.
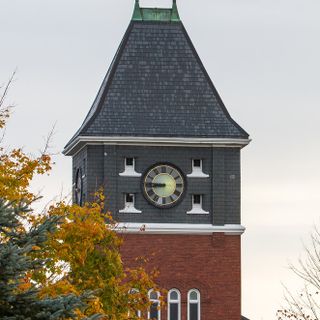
193;194;201;205
148;290;161;320
126;193;134;203
188;289;200;320
120;157;141;177
187;195;209;215
126;157;134;166
168;289;181;320
128;289;141;318
187;159;209;178
119;194;142;214
193;159;201;168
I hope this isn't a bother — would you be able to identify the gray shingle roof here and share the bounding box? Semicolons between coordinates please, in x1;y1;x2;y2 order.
65;17;249;151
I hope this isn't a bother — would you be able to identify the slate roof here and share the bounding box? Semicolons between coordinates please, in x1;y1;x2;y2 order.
65;4;249;153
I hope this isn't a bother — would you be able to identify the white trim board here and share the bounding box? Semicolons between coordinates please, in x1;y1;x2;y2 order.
115;223;245;235
63;136;251;156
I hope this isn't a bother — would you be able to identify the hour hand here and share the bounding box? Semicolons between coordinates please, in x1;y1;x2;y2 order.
146;183;166;188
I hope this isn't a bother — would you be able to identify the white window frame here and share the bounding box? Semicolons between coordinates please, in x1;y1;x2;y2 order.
187;195;209;215
119;157;141;177
119;193;142;214
167;289;181;320
187;289;200;320
187;159;209;178
148;290;161;320
128;289;141;318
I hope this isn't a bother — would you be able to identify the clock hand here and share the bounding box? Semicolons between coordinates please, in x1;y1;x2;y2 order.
146;183;166;188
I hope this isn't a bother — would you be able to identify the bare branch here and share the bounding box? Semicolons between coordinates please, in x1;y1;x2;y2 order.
0;71;16;109
280;227;320;319
40;122;57;156
0;71;16;134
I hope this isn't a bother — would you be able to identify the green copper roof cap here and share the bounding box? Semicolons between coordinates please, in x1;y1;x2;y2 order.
132;0;180;22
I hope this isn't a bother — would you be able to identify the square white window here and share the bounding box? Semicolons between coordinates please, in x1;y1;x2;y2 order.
119;157;141;177
187;194;209;215
187;159;209;178
120;193;142;214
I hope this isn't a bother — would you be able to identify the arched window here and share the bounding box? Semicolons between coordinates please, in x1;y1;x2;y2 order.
148;290;161;320
128;289;141;318
168;289;181;320
188;289;200;320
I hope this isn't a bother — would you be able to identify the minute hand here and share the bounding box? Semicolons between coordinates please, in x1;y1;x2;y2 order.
146;183;166;188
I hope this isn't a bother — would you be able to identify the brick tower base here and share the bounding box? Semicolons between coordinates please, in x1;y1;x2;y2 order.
120;233;241;320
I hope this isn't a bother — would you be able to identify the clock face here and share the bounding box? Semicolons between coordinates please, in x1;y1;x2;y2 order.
142;164;185;208
75;168;83;206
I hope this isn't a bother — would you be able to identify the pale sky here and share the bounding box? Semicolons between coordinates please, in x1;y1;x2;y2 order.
1;0;320;319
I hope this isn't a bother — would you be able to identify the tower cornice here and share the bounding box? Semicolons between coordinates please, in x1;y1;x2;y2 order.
63;136;251;156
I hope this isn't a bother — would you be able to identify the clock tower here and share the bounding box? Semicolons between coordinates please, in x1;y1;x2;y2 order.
64;1;250;319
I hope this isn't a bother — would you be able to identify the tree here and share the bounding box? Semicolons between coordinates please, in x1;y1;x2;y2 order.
277;228;320;320
0;75;100;319
33;197;160;319
0;200;100;320
0;75;160;319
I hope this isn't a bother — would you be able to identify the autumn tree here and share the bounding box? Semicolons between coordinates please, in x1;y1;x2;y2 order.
0;200;101;320
0;75;100;319
0;75;160;319
34;198;160;319
277;228;320;320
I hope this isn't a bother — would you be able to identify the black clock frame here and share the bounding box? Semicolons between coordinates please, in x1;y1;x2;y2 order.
141;162;187;209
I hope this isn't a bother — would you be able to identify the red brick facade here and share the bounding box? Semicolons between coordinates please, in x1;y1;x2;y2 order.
120;233;241;320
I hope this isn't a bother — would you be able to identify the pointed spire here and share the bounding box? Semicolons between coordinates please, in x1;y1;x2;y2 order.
132;0;142;21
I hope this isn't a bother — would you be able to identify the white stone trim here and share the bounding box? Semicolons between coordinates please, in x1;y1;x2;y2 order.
119;158;142;177
119;206;142;214
115;223;245;235
119;194;142;214
187;159;209;178
63;136;251;155
186;208;209;215
187;195;209;215
187;171;209;178
119;169;141;177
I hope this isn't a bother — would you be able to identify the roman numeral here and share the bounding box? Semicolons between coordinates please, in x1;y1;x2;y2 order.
174;190;180;197
147;189;155;197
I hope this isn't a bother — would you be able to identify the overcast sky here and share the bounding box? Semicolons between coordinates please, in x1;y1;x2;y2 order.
1;0;320;319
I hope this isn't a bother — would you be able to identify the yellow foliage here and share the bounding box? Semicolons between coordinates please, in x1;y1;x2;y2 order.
0;148;51;203
0;83;161;319
32;197;161;319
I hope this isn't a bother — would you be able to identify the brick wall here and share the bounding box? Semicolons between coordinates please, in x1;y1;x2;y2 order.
120;233;241;320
